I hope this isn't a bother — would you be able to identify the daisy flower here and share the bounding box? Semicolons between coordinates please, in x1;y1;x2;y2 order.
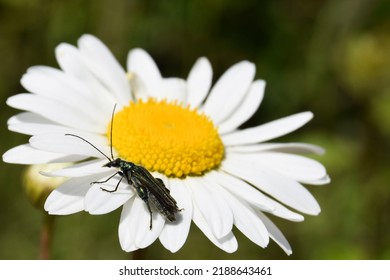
3;34;329;255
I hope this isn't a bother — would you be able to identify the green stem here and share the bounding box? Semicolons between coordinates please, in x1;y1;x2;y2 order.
40;213;55;260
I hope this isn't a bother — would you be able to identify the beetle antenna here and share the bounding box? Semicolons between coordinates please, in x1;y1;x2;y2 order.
65;133;112;162
110;104;117;160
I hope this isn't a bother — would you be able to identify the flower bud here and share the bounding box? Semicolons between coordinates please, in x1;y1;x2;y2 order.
23;163;70;210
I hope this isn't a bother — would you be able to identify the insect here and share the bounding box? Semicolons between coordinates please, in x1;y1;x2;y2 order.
65;105;180;230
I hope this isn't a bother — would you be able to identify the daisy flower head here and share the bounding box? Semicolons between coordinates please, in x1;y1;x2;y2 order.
3;34;329;255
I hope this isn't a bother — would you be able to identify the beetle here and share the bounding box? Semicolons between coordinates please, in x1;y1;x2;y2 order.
65;105;180;229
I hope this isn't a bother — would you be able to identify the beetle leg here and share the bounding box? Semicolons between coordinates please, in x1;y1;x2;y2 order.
100;173;124;193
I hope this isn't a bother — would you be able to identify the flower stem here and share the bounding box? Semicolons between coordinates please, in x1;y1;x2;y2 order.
40;213;55;259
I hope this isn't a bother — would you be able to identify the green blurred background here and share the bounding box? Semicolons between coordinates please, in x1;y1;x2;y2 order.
1;0;390;260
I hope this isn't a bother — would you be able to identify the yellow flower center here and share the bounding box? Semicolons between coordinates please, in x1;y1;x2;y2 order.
109;99;224;177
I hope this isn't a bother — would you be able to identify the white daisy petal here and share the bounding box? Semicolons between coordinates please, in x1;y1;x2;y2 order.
300;175;331;185
210;170;304;222
119;171;168;249
55;43;91;90
160;78;187;104
218;80;265;134
128;72;150;100
257;212;292;255
187;177;233;239
226;142;325;155
202;61;255;124
8;112;78;136
55;43;116;118
29;133;111;159
130;197;165;249
127;48;162;98
192;202;238;253
21;66;106;124
221;158;321;215
7;113;107;139
264;198;304;222
186;57;212;108
41;159;110;178
78;34;131;105
2;144;85;164
85;176;134;215
9;122;90;138
8;112;52;126
7;94;105;133
218;186;270;248
118;198;138;252
44;174;100;214
207;170;275;212
222;112;313;146
159;178;193;253
230;152;327;182
198;177;234;237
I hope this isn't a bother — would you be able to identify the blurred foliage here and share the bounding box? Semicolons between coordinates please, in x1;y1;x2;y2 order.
1;0;390;259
